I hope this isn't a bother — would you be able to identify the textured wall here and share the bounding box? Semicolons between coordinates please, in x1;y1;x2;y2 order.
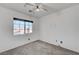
0;6;40;53
40;5;79;52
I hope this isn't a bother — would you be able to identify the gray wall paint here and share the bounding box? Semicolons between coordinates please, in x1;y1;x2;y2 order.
0;7;40;53
40;5;79;52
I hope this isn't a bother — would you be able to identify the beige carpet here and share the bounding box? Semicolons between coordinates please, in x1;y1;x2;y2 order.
0;40;79;55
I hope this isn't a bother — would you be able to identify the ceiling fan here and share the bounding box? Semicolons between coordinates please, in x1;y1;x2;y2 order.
24;3;48;12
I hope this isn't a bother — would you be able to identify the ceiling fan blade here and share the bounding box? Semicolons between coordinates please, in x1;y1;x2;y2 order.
39;5;48;12
42;8;48;12
40;4;48;12
24;3;34;7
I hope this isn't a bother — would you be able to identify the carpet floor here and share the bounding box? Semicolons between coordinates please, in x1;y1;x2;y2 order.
0;40;79;55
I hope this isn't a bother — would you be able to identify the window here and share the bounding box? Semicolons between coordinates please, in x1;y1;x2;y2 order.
25;22;32;33
13;20;24;35
13;18;33;35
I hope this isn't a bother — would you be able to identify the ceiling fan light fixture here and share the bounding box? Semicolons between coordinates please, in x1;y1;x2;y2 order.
36;8;40;12
24;3;48;12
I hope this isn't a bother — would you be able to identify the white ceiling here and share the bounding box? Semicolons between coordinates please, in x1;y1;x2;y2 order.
0;3;78;19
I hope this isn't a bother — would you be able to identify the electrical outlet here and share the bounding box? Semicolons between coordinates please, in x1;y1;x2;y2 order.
28;38;30;40
60;41;63;44
56;40;57;42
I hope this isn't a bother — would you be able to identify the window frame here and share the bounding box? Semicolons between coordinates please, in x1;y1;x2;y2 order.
13;18;33;35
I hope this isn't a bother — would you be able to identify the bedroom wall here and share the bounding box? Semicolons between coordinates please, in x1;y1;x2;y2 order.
40;5;79;52
0;6;40;53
